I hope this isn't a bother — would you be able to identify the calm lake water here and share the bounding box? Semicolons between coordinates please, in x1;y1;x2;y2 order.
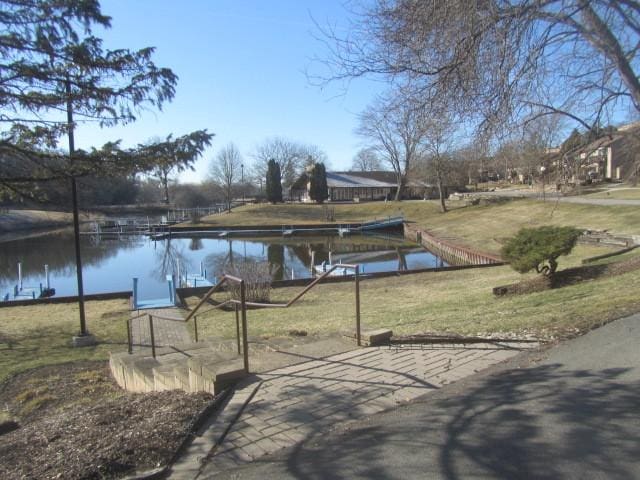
0;230;448;300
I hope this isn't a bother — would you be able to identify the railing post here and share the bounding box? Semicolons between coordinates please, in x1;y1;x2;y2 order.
235;303;241;355
355;265;361;347
240;280;249;372
126;319;132;354
194;315;199;342
149;315;156;359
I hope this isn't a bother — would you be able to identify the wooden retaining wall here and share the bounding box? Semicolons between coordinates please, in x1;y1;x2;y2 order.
403;223;502;266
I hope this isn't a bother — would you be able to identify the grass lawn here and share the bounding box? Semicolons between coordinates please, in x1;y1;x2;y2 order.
585;187;640;200
0;299;129;382
3;197;640;381
187;245;640;343
191;198;640;255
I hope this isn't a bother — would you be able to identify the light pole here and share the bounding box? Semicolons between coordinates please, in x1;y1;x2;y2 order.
66;78;96;346
241;163;245;204
540;165;546;202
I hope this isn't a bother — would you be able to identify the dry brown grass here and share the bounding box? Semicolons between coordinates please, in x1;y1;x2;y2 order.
188;199;640;256
0;299;129;382
187;245;640;342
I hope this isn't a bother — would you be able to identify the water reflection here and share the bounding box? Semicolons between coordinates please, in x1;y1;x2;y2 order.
0;232;449;299
153;238;191;282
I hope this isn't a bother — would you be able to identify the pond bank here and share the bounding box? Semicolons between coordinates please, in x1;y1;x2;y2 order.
0;210;79;234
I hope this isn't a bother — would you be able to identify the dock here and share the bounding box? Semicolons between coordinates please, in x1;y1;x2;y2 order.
3;262;55;302
178;262;214;288
149;217;405;240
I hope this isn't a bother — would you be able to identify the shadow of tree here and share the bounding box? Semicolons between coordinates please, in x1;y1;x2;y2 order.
495;257;640;295
270;364;640;480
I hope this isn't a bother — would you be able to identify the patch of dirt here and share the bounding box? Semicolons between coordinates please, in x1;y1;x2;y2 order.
0;362;213;479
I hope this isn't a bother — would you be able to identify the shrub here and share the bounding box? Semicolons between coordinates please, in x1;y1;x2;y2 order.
225;260;273;303
501;226;582;276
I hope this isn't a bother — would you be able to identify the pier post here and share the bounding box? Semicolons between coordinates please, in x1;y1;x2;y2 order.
45;264;50;290
17;262;22;290
132;278;138;309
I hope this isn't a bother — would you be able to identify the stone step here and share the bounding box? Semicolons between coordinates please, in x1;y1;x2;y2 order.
343;328;393;346
110;340;248;394
189;356;247;394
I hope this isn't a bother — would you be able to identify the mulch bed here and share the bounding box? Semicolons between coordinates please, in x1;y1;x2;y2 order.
493;255;640;296
0;362;213;479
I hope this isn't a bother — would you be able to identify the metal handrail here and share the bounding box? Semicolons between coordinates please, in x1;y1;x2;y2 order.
127;264;363;370
183;274;250;371
185;263;362;346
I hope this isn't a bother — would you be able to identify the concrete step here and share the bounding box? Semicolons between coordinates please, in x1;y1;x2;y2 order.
110;340;248;394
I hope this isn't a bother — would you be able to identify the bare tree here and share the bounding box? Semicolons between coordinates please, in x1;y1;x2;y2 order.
422;112;457;213
300;143;330;171
251;137;327;191
210;143;242;212
350;147;383;171
318;1;640;136
356;95;427;200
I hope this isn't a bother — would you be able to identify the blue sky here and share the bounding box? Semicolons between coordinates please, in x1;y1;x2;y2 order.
74;0;383;182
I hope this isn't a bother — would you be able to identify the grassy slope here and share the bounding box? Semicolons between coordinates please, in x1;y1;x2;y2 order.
585;188;640;200
194;199;640;255
189;245;640;342
0;300;129;382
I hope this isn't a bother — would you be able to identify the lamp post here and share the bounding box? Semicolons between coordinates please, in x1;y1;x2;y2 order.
241;163;245;204
540;165;547;202
66;77;95;346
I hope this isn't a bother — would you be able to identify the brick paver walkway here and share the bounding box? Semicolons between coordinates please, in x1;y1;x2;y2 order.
170;341;534;479
129;308;191;350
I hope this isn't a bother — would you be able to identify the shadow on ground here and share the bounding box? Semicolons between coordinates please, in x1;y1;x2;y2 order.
263;364;640;480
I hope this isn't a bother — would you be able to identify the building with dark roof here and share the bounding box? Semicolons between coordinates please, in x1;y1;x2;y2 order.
290;171;443;202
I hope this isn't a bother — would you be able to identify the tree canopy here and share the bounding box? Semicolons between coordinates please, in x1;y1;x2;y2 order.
0;0;212;200
319;1;640;136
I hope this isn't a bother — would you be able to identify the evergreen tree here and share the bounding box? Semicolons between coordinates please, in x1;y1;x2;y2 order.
0;0;212;337
266;158;282;203
309;162;328;204
502;226;581;276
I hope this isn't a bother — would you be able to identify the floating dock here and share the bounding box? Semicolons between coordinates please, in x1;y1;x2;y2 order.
313;263;352;277
3;262;54;301
148;216;405;240
178;262;214;288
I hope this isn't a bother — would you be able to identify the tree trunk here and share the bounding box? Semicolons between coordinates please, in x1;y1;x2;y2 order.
394;174;403;201
161;174;170;205
437;176;447;213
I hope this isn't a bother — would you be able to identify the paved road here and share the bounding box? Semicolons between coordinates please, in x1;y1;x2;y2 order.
209;314;640;480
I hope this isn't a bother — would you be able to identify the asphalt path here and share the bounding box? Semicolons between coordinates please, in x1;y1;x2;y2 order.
207;314;640;480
